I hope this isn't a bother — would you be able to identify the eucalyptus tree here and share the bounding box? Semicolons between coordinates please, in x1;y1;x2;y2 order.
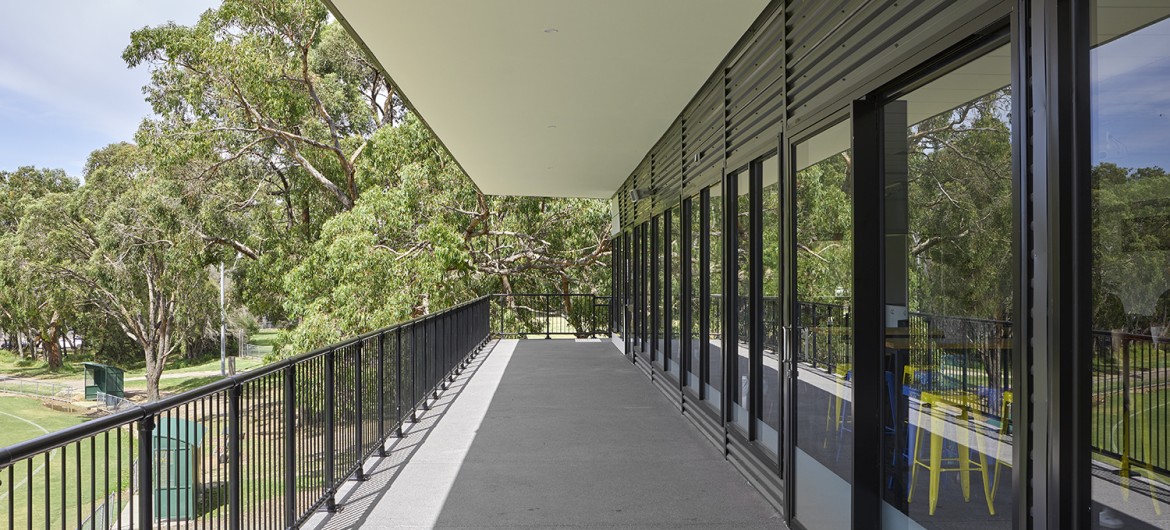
123;0;398;214
278;115;611;354
0;167;79;366
17;143;218;399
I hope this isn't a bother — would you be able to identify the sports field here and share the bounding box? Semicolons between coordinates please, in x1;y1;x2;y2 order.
0;395;134;530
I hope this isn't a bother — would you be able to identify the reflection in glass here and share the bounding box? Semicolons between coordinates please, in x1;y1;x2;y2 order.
1091;8;1170;528
631;227;640;349
689;194;702;389
708;183;724;409
733;171;752;430
654;214;664;368
641;224;650;360
671;206;682;378
760;155;782;454
793;121;853;530
880;44;1014;529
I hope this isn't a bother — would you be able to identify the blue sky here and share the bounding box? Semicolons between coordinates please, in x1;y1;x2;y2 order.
1091;16;1170;172
0;1;218;178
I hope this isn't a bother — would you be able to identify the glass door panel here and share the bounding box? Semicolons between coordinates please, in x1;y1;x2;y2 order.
708;183;724;410
880;43;1014;529
1090;6;1170;527
760;154;782;455
670;207;681;378
792;120;853;530
733;170;752;430
654;215;663;367
688;194;702;390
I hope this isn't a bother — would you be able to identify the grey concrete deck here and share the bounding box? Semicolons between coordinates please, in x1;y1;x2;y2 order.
307;339;781;529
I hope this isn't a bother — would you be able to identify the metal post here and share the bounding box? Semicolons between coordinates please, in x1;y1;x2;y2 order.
229;385;242;530
231;383;245;528
324;350;337;511
546;294;552;339
283;367;297;529
137;416;155;530
397;327;406;434
354;341;366;481
378;332;387;455
220;262;226;376
412;325;420;420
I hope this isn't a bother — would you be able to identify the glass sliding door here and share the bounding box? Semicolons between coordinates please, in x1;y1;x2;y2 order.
641;223;650;359
880;43;1015;528
688;193;703;392
732;170;752;431
760;154;781;455
708;183;724;411
792;120;853;530
1090;6;1170;527
669;207;681;378
653;215;663;366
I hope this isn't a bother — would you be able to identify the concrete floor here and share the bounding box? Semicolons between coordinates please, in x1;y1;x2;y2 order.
306;339;781;529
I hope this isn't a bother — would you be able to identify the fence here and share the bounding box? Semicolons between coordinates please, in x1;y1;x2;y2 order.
795;301;852;374
792;301;1169;475
0;296;490;530
490;293;611;338
95;391;136;413
1089;331;1170;474
0;375;73;402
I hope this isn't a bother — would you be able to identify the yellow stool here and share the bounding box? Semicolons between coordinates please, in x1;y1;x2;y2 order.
824;363;853;444
991;391;1012;502
908;391;995;515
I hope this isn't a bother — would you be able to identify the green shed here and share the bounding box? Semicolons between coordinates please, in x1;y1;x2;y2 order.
82;362;124;400
152;418;206;521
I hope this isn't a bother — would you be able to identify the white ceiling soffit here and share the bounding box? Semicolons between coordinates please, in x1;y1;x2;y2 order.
330;0;769;199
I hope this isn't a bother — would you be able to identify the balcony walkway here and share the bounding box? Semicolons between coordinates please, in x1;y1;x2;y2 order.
306;339;781;529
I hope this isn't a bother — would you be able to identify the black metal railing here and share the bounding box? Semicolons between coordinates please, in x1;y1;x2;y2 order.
1089;331;1170;475
791;300;1168;475
0;296;490;530
795;301;852;373
490;293;611;338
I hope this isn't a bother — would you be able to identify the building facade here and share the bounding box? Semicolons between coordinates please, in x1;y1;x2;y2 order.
603;2;1169;529
327;1;1170;528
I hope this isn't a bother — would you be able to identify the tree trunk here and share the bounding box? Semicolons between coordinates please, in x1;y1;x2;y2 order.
44;312;62;370
144;343;164;402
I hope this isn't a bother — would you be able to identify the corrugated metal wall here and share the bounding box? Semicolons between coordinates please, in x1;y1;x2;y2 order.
614;0;1008;229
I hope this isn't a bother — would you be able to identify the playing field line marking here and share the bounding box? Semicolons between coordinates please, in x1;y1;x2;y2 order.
1109;393;1170;459
0;408;56;503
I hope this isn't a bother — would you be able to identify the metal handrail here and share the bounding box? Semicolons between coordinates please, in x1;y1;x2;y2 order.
0;295;492;530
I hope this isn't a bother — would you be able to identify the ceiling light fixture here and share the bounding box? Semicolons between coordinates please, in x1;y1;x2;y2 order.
543;28;558;34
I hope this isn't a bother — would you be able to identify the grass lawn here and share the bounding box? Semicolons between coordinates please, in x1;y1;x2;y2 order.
245;329;280;357
0;395;88;447
1091;387;1170;474
0;351;84;380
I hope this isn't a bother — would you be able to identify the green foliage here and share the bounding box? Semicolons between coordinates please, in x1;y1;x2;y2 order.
12;143;220;400
1092;162;1170;330
276;115;611;354
906;89;1014;320
4;0;613;381
795;153;853;305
